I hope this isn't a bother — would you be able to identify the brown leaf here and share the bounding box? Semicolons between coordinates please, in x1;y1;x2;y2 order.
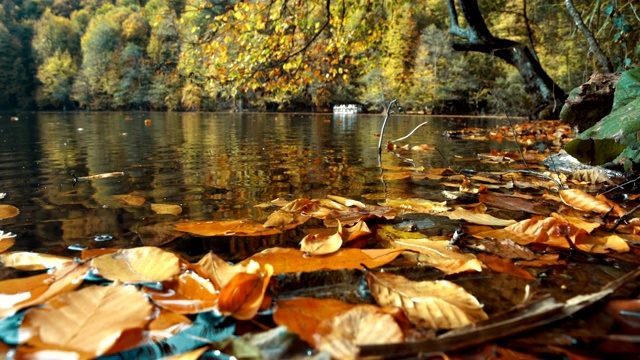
389;238;482;274
300;221;343;255
315;306;404;360
443;207;517;226
481;192;546;215
559;189;625;217
91;246;181;283
218;261;274;320
174;219;282;236
196;251;245;289
240;247;403;275
150;203;183;215
326;194;366;209
112;194;146;206
477;253;535;280
463;238;537;260
0;231;17;253
366;271;488;329
379;198;449;214
0;252;73;270
273;297;357;346
0;204;19;219
21;284;152;357
144;271;218;314
136;222;184;247
343;219;372;241
0;262;90;319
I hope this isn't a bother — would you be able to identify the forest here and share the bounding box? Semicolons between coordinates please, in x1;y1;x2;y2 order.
0;0;638;115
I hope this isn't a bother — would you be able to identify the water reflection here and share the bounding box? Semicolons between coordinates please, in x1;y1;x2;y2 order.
0;112;510;255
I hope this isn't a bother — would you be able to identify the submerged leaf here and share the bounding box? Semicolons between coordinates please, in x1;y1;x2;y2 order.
150;203;183;215
112;194;146;206
91;246;181;283
174;219;281;236
366;272;488;329
21;284;152;357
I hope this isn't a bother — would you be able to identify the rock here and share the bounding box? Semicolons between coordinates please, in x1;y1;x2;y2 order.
560;72;620;131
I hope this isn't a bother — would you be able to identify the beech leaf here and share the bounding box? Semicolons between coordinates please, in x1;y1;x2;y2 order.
388;238;482;274
0;252;73;270
21;284;152;357
150;203;183;215
0;205;19;220
300;221;343;255
174;219;281;236
144;271;218;314
217;262;274;320
558;189;625;217
112;194;146;206
444;207;516;226
379;198;449;214
366;271;488;329
91;246;181;283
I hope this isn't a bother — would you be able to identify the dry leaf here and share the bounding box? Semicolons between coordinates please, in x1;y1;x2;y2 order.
218;261;274;320
196;251;246;289
300;221;343;255
150;203;183;215
477;253;535;280
91;246;181;283
144;271;218;314
573;233;630;253
343;219;372;241
241;247;403;275
273;297;357;346
0;252;73;270
0;262;90;319
326;195;366;209
174;219;281;236
558;189;625;217
315;306;404;360
112;194;146;206
366;271;488;329
389;238;482;274
0;204;19;219
21;284;152;357
443;207;517;226
380;198;449;214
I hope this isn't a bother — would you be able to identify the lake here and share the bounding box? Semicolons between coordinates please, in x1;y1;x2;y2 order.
0;112;511;259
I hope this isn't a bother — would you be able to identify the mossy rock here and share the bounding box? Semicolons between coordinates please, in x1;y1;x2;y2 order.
560;72;619;131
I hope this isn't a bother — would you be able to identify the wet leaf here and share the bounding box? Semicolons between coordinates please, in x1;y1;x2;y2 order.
343;219;371;241
150;203;183;215
387;238;482;274
574;233;630;253
315;306;403;360
91;246;181;283
218;262;274;320
196;251;245;289
112;194;146;206
477;253;535;280
135;222;184;247
263;210;310;229
0;252;73;270
463;238;537;260
174;219;282;236
366;271;488;329
379;198;449;214
559;189;625;217
144;271;218;314
0;231;16;253
481;192;547;215
241;247;403;275
300;221;343;255
0;262;90;319
0;205;19;219
21;284;152;357
443;207;517;226
327;194;366;209
273;297;357;346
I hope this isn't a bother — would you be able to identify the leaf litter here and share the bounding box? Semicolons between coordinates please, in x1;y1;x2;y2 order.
1;120;640;358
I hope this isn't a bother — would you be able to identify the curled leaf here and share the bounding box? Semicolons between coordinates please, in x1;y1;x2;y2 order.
300;221;343;255
218;262;274;320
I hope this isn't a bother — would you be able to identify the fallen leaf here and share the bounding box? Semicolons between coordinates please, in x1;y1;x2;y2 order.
315;305;404;360
0;205;19;219
0;230;16;253
144;271;218;314
0;262;90;319
150;203;183;215
463;238;537;260
0;252;73;270
218;261;274;320
174;219;281;236
366;271;488;329
573;233;630;253
559;189;625;217
273;297;357;346
112;194;146;206
135;222;184;247
21;284;152;357
481;192;546;215
300;221;343;255
343;219;372;241
91;246;181;283
327;194;366;209
477;253;535;280
387;238;482;274
443;207;517;226
263;210;310;228
379;198;449;214
240;247;403;275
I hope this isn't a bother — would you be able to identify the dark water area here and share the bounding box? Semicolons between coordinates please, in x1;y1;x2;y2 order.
0;112;516;259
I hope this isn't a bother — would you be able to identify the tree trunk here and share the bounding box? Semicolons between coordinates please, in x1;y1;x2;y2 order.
565;0;614;73
445;0;566;117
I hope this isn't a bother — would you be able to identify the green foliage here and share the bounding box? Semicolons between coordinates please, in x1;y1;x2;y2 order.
36;50;78;108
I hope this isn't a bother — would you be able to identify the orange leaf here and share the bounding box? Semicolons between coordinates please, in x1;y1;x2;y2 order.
241;247;403;275
144;271;218;314
174;219;282;236
91;247;181;283
218;262;274;320
0;204;19;219
150;203;183;215
477;253;535;280
0;231;17;253
559;189;625;217
112;194;146;206
300;221;343;255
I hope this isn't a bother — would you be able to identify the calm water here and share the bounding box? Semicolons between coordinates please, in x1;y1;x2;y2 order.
0;112;512;258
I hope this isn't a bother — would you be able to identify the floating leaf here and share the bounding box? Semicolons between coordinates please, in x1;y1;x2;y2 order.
144;271;218;314
300;221;343;255
218;262;274;320
0;262;90;319
174;220;281;236
21;284;152;357
0;252;73;270
443;207;516;226
91;246;181;283
0;205;19;219
477;253;535;280
379;198;449;214
327;195;366;209
315;306;403;360
151;203;183;215
343;219;371;241
196;252;245;289
388;238;482;274
241;247;403;275
273;297;356;346
0;231;16;253
366;272;488;329
112;194;146;206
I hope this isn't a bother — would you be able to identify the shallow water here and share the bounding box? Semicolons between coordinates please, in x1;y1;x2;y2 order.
0;112;514;257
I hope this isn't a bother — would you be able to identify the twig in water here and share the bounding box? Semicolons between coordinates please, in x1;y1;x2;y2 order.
377;99;398;155
390;121;429;143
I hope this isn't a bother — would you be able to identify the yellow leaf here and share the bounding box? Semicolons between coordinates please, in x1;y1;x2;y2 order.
380;198;449;214
390;238;482;274
0;231;16;253
300;221;343;255
151;203;183;215
327;195;366;209
144;271;218;314
22;284;152;357
0;252;73;270
366;272;488;329
174;219;282;236
443;207;516;226
218;262;273;320
0;204;19;219
559;189;625;217
91;247;181;283
196;251;246;289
